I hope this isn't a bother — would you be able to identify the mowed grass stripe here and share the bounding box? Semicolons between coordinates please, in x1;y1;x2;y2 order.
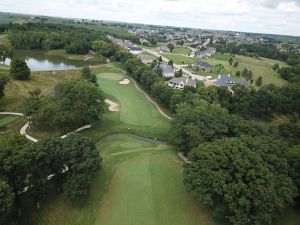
95;149;214;225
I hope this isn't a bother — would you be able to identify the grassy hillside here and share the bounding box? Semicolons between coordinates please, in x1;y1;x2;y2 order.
162;52;287;86
172;46;192;54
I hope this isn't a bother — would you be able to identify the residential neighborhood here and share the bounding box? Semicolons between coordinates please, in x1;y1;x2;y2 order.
168;77;197;90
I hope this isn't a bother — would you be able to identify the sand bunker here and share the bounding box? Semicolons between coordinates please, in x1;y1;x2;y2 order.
119;78;130;85
105;99;119;112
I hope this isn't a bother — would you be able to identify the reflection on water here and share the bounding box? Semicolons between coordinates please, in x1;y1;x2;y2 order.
1;50;94;71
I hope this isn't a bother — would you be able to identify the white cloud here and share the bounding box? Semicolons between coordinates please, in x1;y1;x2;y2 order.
0;0;299;36
277;2;300;12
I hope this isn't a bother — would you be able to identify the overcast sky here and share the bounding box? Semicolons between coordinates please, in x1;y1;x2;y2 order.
1;0;300;36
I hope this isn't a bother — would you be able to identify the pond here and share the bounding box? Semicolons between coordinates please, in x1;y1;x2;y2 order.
1;50;94;71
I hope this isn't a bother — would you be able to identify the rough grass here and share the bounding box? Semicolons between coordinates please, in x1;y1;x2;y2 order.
1;69;81;111
162;53;199;64
172;46;192;55
0;115;20;128
46;49;101;63
161;53;287;86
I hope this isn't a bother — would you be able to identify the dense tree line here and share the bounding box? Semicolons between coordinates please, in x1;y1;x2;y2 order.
23;80;105;134
0;134;101;224
214;41;289;61
5;23;106;54
184;136;296;225
278;55;300;82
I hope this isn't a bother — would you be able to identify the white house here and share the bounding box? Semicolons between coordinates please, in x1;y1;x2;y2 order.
168;77;197;90
129;46;143;55
160;64;175;78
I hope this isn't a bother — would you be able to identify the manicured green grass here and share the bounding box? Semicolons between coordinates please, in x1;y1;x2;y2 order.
162;53;199;64
94;135;214;225
172;46;192;55
82;70;171;140
161;52;287;86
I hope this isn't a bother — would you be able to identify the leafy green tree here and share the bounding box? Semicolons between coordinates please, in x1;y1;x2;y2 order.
229;57;233;66
0;75;9;99
10;58;31;80
52;80;105;134
92;40;115;57
0;179;15;225
65;39;90;54
233;61;239;67
242;68;248;77
0;134;31;203
62;134;101;203
170;100;260;154
81;66;98;86
23;89;42;123
168;60;174;67
255;76;263;87
167;43;174;52
235;71;241;77
175;68;183;77
273;63;279;71
287;145;300;206
184;136;296;225
0;44;12;62
63;173;91;204
279;121;300;145
158;56;162;63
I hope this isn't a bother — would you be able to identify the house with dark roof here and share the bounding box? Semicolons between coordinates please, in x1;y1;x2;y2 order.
213;75;248;87
160;63;175;78
194;61;213;72
168;77;197;90
137;52;154;64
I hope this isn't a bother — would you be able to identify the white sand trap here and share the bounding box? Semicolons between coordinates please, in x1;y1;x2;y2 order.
118;78;130;85
105;99;119;112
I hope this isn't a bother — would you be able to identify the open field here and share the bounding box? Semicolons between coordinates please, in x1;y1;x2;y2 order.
162;52;287;86
172;46;192;55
